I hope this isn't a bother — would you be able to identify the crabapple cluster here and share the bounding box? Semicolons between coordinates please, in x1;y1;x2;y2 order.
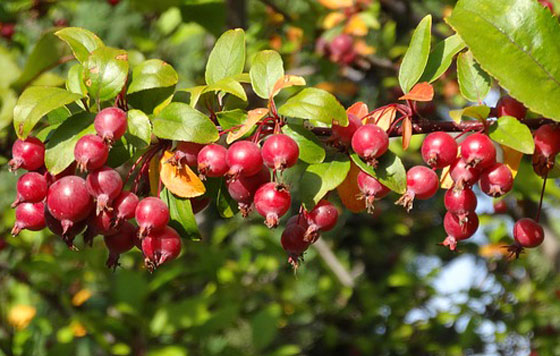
9;107;181;271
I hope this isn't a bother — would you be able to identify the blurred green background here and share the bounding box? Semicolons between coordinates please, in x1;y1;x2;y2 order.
2;0;560;355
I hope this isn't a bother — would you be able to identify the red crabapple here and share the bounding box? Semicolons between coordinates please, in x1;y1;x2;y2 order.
104;222;138;269
9;137;45;172
226;141;263;180
227;166;269;216
135;197;170;237
421;132;458;169
442;211;479;251
508;218;545;258
86;166;123;214
254;182;291;228
11;202;46;236
479;163;514;197
351;124;389;167
449;158;481;190
112;191;139;227
304;200;338;242
495;96;527;119
357;170;390;213
12;172;48;207
94;107;127;144
460;133;496;170
261;134;299;170
47;176;94;235
74;134;109;172
396;166;439;212
197;144;228;179
331;113;362;147
532;124;560;177
169;142;203;169
281;221;310;269
142;225;182;271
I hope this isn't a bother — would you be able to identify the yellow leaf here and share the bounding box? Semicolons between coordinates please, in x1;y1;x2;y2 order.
319;0;354;10
8;305;36;330
440;165;454;189
149;154;160;197
71;321;87;337
270;75;306;98
72;289;92;306
479;243;507;258
365;106;396;131
160;151;206;198
344;14;368;36
347;101;369;118
226;108;269;144
354;39;375;56
323;12;346;29
336;161;366;213
502;145;523;178
449;105;490;124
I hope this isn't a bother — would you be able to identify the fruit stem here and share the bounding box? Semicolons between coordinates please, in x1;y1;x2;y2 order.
536;172;548;223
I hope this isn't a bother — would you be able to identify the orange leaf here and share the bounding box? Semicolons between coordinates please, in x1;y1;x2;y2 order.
270;75;306;98
318;0;353;9
323;12;345;29
160;151;206;198
401;117;412;150
347;101;369;118
479;243;507;258
226;108;268;144
399;82;434;102
336;161;366;213
365;106;396;131
501;145;523;178
354;39;375;56
344;14;368;36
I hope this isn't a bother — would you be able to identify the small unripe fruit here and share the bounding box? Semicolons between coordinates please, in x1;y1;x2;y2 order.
281;222;310;269
305;200;338;241
142;225;182;271
396;166;439;212
479;163;514;197
442;211;479;251
12;202;46;236
135;197;170;237
170;142;203;168
351;124;389;167
12;172;48;207
460;133;496;170
94;107;127;144
227;166;269;216
47;176;94;235
261;134;299;170
197;144;228;179
9;137;45;172
357;171;390;213
254;182;291;228
331;114;362;146
104;222;137;269
449;158;481;189
86;166;123;215
226;141;263;180
74;134;109;171
421;132;458;169
495;96;527;119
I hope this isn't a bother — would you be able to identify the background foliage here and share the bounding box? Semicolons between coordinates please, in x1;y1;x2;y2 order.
1;0;560;355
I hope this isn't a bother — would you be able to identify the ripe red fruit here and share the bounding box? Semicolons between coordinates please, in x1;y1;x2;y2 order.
83;210;119;246
44;207;86;248
329;34;353;56
539;0;554;11
331;114;362;146
169;142;203;169
281;221;310;269
495;96;527;119
261;134;299;170
94;107;127;144
142;225;182;271
107;0;120;5
135;197;170;237
396;166;439;212
351;124;389;166
442;211;479;251
11;202;46;236
508;218;545;258
9;137;45;172
47;176;94;235
254;182;291;228
112;191;139;227
305;200;338;241
0;23;15;40
357;171;390;213
12;172;48;207
197;144;228;179
226;141;263;180
444;187;477;215
449;158;481;189
104;222;137;269
532;124;560;176
421;132;458;169
479;163;514;197
460;133;496;170
86;167;123;215
227;166;270;216
74;134;109;171
493;200;508;214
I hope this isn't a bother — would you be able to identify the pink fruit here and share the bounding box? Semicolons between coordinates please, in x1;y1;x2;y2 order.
47;176;94;235
44;207;86;248
12;172;48;207
421;132;458;169
227;166;270;216
135;197;170;237
357;171;390;213
479;163;514;197
142;225;182;270
442;211;479;251
351;124;389;166
508;218;545;258
11;202;46;236
9;137;45;172
532;124;560;177
104;222;137;269
281;221;310;269
226;141;263;180
74;134;109;171
449;158;481;189
197;144;228;179
112;191;139;226
86;166;123;215
170;142;203;168
261;134;299;170
495;96;527;119
254;182;291;228
460;133;496;170
396;166;439;212
331;114;362;146
94;107;127;143
305;200;338;241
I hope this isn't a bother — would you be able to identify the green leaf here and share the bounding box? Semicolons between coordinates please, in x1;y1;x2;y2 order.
489;116;535;154
125;109;152;148
449;105;490;123
457;51;491;102
13;86;83;139
205;28;246;85
45;112;95;175
216;109;248;129
46;107;71;125
447;0;560;120
299;154;351;209
152;102;219;143
420;34;465;83
66;63;87;97
250;50;284;99
82;47;129;102
398;15;432;93
160;188;201;241
128;59;178;94
216;179;238;218
203;77;247;101
0;46;21;89
12;30;70;90
54;27;104;63
0;88;17;131
278;88;347;126
282;122;325;164
183;85;206;107
350;151;407;194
